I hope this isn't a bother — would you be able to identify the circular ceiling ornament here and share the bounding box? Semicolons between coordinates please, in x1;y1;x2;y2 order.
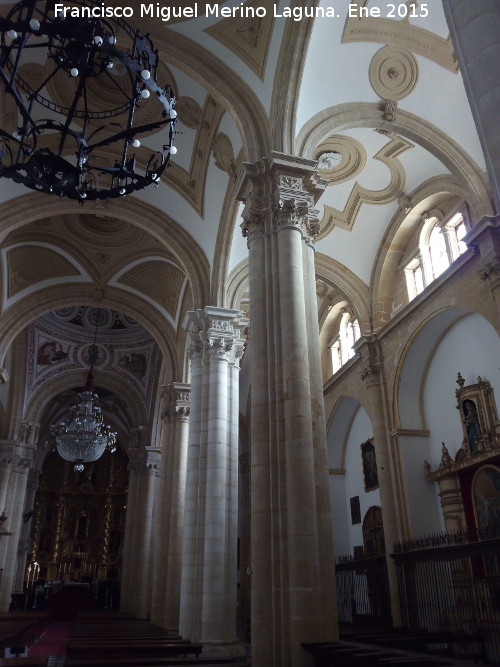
314;135;367;185
63;214;144;247
369;46;419;101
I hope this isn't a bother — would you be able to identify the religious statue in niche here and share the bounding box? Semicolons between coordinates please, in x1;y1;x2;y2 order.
361;438;379;492
455;372;500;459
462;399;482;453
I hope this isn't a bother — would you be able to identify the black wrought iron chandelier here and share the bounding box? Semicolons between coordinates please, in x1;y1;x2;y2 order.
50;317;117;471
0;0;177;202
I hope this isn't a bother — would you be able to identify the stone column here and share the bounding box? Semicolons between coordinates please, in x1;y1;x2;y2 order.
0;440;33;611
443;1;500;214
179;307;247;657
120;427;159;617
236;153;337;667
12;468;39;593
150;383;190;632
358;337;408;626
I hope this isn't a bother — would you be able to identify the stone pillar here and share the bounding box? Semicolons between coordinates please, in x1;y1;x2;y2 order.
443;1;500;214
120;427;159;618
437;475;466;533
236;153;337;667
179;307;247;657
358;337;408;626
150;383;190;632
0;440;33;611
12;468;39;593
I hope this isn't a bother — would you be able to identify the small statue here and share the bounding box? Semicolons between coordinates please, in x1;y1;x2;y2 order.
463;399;482;453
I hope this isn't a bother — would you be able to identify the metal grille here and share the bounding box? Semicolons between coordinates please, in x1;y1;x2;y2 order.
393;533;500;663
336;555;391;624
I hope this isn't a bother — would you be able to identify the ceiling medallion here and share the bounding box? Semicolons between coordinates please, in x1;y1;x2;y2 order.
0;0;178;202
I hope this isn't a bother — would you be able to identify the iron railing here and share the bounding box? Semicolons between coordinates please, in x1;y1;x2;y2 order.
393;532;500;663
335;554;391;625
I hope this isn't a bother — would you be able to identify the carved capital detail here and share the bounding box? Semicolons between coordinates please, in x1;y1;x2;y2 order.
205;336;234;362
241;212;265;245
478;257;500;281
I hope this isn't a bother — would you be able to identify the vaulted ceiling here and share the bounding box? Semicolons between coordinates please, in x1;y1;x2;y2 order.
0;0;490;368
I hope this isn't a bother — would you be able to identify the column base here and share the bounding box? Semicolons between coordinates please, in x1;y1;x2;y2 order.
201;640;246;658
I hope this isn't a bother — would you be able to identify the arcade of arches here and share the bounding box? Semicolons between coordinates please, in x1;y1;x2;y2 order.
0;2;499;666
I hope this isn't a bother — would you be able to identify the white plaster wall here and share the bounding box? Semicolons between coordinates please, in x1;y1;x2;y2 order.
329;404;381;558
423;313;500;466
398;435;443;537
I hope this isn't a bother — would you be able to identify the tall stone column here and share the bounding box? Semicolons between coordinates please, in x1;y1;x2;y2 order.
443;1;500;214
120;427;160;618
0;439;33;611
151;383;190;632
236;153;337;667
358;337;407;625
12;468;39;593
179;307;247;656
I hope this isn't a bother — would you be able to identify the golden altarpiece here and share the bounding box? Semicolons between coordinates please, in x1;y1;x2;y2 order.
26;449;128;586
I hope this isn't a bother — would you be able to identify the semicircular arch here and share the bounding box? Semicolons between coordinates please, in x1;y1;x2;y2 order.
0;284;179;378
296;103;492;222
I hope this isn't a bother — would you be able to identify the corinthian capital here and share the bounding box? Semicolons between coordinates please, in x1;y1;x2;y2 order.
205;336;234;362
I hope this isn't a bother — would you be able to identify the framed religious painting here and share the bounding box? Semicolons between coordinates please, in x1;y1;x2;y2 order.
350;496;361;524
472;464;500;537
361;438;379;492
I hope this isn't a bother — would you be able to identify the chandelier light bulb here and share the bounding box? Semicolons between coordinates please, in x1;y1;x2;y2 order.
12;131;21;140
169;109;177;119
106;61;113;69
141;69;150;80
93;35;103;46
131;139;140;148
119;187;126;195
108;35;116;44
6;29;17;39
170;145;178;155
29;18;40;30
70;67;79;77
141;89;150;99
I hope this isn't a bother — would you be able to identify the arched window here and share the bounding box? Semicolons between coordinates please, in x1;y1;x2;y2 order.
405;210;468;301
330;312;360;373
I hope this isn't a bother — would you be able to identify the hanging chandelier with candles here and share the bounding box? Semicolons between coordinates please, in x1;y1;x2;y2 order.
50;316;117;471
0;0;177;202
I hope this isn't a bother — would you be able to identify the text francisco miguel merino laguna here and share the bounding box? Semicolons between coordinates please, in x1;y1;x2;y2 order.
53;3;359;21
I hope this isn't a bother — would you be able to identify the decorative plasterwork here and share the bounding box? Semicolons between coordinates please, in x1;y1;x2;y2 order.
1;243;91;310
7;245;79;298
318;133;413;237
342;1;458;73
165;95;225;215
25;308;159;414
117;260;186;320
314;134;367;185
212;132;237;181
110;257;189;329
369;46;419;101
63;215;145;248
204;0;275;79
175;97;203;129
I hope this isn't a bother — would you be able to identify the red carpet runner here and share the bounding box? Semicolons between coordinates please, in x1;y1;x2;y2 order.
28;621;72;657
